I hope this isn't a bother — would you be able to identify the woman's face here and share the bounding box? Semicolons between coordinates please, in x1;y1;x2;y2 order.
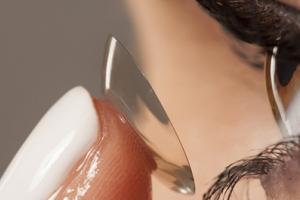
0;0;300;200
125;0;299;199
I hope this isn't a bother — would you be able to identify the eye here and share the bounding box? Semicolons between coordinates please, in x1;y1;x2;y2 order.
203;136;300;200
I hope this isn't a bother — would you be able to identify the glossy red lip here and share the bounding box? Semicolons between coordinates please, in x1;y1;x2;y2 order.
49;99;156;200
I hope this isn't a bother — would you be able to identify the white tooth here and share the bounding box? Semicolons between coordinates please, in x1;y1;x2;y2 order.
0;86;99;200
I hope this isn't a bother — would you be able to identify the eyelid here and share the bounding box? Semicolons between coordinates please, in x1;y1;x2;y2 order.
203;136;300;200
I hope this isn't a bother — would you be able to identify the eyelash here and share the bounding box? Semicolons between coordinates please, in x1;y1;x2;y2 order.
188;1;300;198
203;136;300;200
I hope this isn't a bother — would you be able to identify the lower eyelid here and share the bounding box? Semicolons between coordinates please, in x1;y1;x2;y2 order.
203;136;300;200
261;143;300;199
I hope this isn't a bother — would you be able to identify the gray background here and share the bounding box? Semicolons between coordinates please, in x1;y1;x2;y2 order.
0;0;133;175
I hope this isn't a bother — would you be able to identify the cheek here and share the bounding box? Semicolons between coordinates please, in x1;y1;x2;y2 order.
147;41;280;197
261;151;300;200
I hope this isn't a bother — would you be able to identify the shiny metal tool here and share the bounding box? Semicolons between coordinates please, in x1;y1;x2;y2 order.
100;36;195;194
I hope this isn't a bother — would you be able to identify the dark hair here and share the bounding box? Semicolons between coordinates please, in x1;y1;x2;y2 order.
196;0;300;60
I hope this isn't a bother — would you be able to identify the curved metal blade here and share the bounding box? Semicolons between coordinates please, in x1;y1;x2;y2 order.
101;36;195;194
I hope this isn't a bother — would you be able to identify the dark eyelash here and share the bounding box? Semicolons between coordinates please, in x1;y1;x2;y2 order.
195;0;300;61
203;136;300;200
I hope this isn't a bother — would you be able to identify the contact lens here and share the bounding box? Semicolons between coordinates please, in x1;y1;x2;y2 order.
100;36;195;194
266;48;300;137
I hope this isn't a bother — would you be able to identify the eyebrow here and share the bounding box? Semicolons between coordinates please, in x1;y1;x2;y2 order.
203;135;300;200
196;0;300;60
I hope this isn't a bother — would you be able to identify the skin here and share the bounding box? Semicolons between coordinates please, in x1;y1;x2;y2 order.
124;0;280;199
261;150;300;200
53;0;300;199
